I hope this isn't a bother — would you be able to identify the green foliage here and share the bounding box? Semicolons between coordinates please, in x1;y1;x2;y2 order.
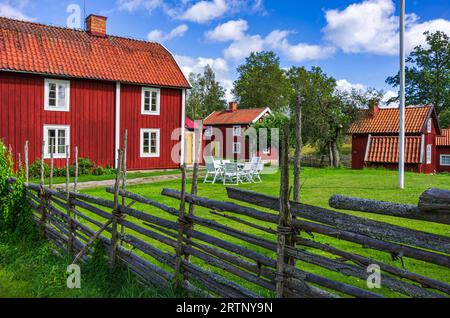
251;112;291;151
29;160;49;179
386;31;450;122
77;157;95;176
0;140;38;242
92;166;107;176
187;65;227;120
233;51;291;112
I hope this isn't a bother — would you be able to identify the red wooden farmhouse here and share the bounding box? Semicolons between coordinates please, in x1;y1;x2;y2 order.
204;102;277;162
348;104;450;173
0;15;190;170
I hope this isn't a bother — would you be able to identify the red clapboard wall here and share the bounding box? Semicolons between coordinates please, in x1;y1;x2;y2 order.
0;71;116;168
120;84;182;170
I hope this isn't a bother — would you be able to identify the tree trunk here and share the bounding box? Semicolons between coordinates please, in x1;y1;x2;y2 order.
328;144;334;167
293;94;302;202
332;141;340;168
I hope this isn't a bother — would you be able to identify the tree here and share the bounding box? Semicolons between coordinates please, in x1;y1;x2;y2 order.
232;51;291;112
187;65;226;120
386;31;450;122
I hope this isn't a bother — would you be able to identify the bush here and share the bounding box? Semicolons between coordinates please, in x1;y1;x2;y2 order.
29;161;50;179
92;166;106;176
77;157;95;176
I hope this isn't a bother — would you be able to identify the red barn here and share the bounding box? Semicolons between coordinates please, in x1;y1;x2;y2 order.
203;102;277;162
0;15;190;170
348;104;450;174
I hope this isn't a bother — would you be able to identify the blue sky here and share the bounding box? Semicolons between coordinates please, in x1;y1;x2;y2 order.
1;0;449;103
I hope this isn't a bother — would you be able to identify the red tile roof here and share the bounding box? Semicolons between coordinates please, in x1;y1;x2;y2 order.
437;129;450;146
0;17;190;88
366;136;422;164
204;108;270;125
348;105;432;134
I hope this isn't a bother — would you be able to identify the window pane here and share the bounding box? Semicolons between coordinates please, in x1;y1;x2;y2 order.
143;132;150;153
58;84;66;106
151;92;157;111
58;130;66;154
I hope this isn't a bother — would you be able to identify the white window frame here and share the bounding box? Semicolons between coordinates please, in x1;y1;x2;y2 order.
43;125;70;159
140;128;160;158
205;126;213;137
427;118;432;133
44;79;70;112
426;144;432;164
262;146;270;155
233;125;242;137
440;155;450;166
233;142;241;154
141;87;160;115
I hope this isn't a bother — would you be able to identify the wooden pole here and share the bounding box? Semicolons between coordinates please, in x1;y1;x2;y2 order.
120;130;128;244
293;93;302;202
110;150;123;267
66;145;75;254
39;140;47;229
49;139;54;189
275;125;293;298
24;141;29;183
174;163;187;284
74;146;79;193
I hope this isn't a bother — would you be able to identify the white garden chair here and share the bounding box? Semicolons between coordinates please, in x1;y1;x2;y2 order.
223;163;240;185
203;161;223;184
239;162;254;183
252;162;264;183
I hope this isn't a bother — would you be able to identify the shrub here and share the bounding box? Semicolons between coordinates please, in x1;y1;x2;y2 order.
92;166;106;176
29;161;50;179
77;157;95;175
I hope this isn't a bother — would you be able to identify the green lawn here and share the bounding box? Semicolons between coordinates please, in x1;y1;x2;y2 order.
81;167;450;298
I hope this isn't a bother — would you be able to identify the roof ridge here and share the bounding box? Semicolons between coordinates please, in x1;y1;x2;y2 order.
0;16;162;47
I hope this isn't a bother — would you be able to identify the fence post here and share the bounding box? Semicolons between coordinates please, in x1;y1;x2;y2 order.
74;146;79;193
276;126;294;298
24;141;29;183
174;164;188;285
110;150;123;267
39;140;47;234
120;130;128;244
66;145;75;255
49;139;54;189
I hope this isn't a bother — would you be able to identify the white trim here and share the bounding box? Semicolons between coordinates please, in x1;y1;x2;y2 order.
233;142;241;154
252;107;273;124
427;118;432;133
364;134;372;162
43;125;70;159
181;89;186;165
440;154;450;166
141;87;161;115
426;144;432;164
140;129;160;158
115;82;121;168
420;134;425;163
205;126;213;137
233;125;242;137
44;78;70;112
159;43;192;88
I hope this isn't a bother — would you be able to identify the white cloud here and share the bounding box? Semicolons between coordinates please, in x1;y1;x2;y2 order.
336;79;366;92
147;24;188;42
116;0;163;13
0;0;33;20
381;90;398;107
323;0;450;55
222;26;335;62
180;0;228;24
175;54;233;100
205;19;248;42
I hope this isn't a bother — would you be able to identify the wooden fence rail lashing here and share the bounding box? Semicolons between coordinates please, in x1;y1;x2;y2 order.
6;137;450;298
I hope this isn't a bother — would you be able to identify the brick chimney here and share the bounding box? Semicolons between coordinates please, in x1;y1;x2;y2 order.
228;101;238;112
368;100;379;118
86;14;107;37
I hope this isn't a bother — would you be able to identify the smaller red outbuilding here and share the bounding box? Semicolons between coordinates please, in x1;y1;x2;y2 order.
348;104;450;174
203;103;277;162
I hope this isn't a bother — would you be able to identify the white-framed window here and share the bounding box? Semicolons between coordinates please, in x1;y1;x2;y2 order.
262;146;270;155
141;87;160;115
43;125;70;159
205;126;213;137
233;142;241;154
44;79;70;111
427;118;432;133
440;155;450;166
233;125;242;137
426;144;432;164
140;129;160;158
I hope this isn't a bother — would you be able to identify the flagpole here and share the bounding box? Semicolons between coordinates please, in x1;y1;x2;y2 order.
398;0;406;189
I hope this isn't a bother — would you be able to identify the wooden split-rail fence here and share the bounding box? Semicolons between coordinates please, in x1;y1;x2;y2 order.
5;130;450;298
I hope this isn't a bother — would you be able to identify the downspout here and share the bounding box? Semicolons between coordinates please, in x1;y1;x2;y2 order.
115;82;121;168
180;89;186;166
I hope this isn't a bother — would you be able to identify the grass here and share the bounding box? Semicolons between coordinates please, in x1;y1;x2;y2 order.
29;169;179;186
80;166;450;298
0;236;190;298
2;167;450;298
